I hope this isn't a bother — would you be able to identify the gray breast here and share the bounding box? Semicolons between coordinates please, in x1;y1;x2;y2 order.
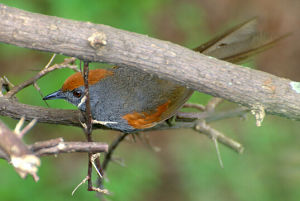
89;67;192;131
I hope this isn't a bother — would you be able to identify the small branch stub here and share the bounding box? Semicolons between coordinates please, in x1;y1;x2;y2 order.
290;81;300;94
194;120;244;154
251;104;265;127
88;32;107;49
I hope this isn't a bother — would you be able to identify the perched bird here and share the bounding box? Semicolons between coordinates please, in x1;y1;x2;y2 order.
43;19;281;132
44;66;193;132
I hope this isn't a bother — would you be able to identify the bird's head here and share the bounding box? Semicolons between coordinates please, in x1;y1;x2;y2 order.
43;69;113;110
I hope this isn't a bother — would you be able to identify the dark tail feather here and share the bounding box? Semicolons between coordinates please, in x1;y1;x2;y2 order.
194;18;290;63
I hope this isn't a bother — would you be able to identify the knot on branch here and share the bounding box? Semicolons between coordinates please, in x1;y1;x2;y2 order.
251;104;265;127
290;81;300;94
88;32;107;49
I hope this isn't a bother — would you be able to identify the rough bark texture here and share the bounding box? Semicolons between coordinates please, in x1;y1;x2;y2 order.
0;98;83;126
0;4;300;120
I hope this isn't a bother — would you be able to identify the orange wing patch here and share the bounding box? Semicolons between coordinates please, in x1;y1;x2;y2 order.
122;100;171;129
62;69;113;91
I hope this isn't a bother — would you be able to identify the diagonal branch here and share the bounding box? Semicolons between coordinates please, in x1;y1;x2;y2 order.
5;57;78;98
0;4;299;120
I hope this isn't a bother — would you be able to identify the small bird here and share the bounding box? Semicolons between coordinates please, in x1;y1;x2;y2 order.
43;19;281;132
43;66;193;132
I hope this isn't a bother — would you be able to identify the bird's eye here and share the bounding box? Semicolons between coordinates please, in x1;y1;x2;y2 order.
72;90;82;98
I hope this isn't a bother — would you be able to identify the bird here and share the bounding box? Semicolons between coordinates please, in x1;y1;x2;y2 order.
43;19;282;132
43;66;193;132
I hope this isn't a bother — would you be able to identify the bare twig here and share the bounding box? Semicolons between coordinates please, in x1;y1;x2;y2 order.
134;133;161;152
82;61;93;135
212;137;224;168
205;97;223;112
0;76;13;96
183;103;206;111
102;133;129;171
45;53;56;69
3;76;15;88
14;116;25;135
91;153;103;178
18;118;37;138
97;132;129;191
176;107;248;122
0;136;109;159
82;61;94;190
30;138;64;151
5;57;78;98
72;176;89;196
33;82;49;107
29;140;108;156
82;61;105;192
194;120;244;154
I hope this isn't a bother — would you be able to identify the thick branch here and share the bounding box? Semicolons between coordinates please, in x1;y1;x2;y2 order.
0;97;84;127
0;4;300;120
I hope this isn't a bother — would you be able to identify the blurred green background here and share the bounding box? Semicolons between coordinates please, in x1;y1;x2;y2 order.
1;0;300;201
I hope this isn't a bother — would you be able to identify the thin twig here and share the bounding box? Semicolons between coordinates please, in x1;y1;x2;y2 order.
19;118;37;138
134;133;161;152
44;54;56;69
194;120;244;154
72;176;89;196
33;82;49;107
82;61;105;192
205;97;223;112
82;61;94;190
212;137;224;168
91;153;103;178
176;107;248;122
96;132;129;192
102;133;129;171
0;76;14;96
83;61;92;135
14;116;25;135
0;137;109;159
30;138;64;151
5;57;78;98
182;103;206;111
30;141;109;156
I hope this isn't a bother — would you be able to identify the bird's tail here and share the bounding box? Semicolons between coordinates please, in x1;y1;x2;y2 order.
194;18;290;64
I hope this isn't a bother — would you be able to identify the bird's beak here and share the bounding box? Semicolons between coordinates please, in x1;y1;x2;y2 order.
43;90;65;100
